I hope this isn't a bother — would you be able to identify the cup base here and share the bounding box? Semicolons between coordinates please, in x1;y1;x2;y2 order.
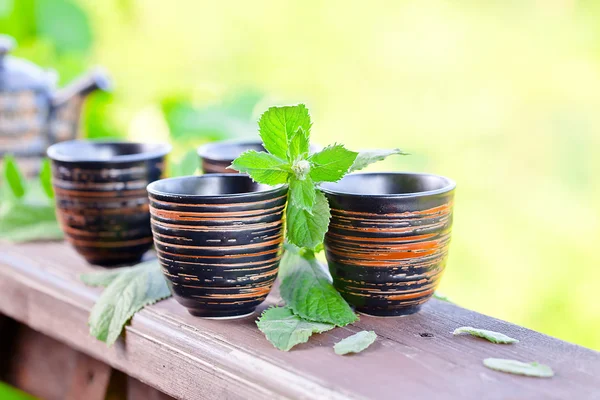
84;254;146;268
187;308;256;319
356;304;422;317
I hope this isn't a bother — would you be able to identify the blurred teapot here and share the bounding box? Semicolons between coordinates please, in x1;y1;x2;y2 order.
0;35;111;157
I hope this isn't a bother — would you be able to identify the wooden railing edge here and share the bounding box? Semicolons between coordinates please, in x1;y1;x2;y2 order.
0;250;359;400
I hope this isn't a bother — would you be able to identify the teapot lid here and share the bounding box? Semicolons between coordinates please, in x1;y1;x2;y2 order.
0;34;55;92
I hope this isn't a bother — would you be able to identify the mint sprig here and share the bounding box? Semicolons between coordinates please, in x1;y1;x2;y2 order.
257;246;357;351
39;158;55;199
256;307;335;351
3;155;26;199
279;244;358;326
349;148;408;173
0;156;63;243
334;331;377;355
230;104;404;250
309;144;358;182
453;327;519;344
230;104;406;352
483;358;554;378
286;190;331;249
288;127;310;160
230;150;289;185
258;104;312;159
81;260;172;346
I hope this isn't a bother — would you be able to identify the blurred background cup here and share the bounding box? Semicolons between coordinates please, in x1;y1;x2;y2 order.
197;139;265;174
147;174;287;318
47;140;170;266
197;139;321;174
321;172;455;316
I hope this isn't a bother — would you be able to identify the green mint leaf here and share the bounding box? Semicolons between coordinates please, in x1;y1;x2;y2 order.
258;104;311;160
334;331;377;355
2;155;26;199
349;149;408;173
433;291;453;302
286;190;331;250
0;200;63;242
279;245;358;326
453;327;519;344
88;260;172;346
289;176;316;212
256;306;334;351
483;358;554;378
288;127;310;161
80;267;137;288
309;144;358;183
39;158;54;199
229;150;289;185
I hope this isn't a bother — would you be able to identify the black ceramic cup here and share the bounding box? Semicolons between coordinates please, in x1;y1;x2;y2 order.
320;172;456;317
47;140;170;266
197;139;321;174
147;174;288;318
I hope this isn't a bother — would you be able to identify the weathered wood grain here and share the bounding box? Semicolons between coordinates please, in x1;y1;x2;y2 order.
0;241;599;400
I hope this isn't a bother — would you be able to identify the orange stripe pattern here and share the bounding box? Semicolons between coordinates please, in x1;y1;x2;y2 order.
324;187;455;316
148;176;287;318
51;157;166;266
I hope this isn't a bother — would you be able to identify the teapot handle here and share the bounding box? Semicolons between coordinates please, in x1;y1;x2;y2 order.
51;67;112;109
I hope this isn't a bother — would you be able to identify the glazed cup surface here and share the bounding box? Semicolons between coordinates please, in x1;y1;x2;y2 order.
147;174;288;318
320;172;456;317
47;140;170;266
197;139;321;174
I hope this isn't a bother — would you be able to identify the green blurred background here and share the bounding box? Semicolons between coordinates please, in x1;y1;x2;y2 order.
1;0;599;350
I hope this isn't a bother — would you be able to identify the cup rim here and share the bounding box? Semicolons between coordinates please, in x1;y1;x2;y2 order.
197;139;264;162
319;172;456;198
47;140;172;163
197;139;323;162
147;173;287;199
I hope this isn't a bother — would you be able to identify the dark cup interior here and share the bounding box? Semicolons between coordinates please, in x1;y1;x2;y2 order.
47;140;171;163
147;174;277;197
320;172;455;196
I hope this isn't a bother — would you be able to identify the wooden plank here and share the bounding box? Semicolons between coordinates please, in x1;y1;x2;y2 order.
5;324;75;400
2;323;164;400
0;241;599;400
128;376;174;400
4;324;111;400
64;351;112;400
